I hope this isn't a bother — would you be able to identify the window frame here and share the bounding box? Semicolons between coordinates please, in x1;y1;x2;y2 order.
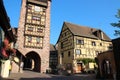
68;51;71;57
28;36;32;43
61;53;64;58
75;49;81;55
76;39;84;45
92;41;96;46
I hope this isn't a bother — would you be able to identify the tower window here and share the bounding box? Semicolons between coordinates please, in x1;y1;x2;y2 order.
41;16;45;25
36;37;40;44
32;16;40;21
27;26;33;31
36;37;43;44
27;5;32;12
37;27;43;33
28;36;32;43
34;6;41;12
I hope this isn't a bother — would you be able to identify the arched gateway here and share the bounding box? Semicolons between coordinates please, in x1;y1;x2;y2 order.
24;51;41;72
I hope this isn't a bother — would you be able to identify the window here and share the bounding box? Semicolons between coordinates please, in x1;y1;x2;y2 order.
92;41;96;46
76;49;81;55
28;36;32;42
96;51;99;56
102;60;111;75
68;51;71;57
108;44;113;50
34;6;41;12
32;15;41;25
27;14;32;20
28;5;32;9
27;26;33;31
32;16;40;21
36;37;43;44
76;39;84;45
61;42;63;49
43;8;46;12
61;53;64;58
26;13;32;23
100;43;102;46
41;16;45;25
36;37;40;44
37;27;43;33
27;5;32;12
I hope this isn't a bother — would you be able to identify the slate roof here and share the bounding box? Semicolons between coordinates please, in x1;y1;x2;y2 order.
64;22;111;41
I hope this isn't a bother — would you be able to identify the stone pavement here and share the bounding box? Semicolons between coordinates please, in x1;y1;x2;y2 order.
1;71;98;80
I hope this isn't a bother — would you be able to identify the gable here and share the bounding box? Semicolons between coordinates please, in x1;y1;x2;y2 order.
57;22;73;43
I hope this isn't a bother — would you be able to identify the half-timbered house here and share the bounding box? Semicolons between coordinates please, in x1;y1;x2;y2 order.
57;22;112;73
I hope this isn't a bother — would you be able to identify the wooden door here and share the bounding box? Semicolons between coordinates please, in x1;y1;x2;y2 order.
77;63;82;72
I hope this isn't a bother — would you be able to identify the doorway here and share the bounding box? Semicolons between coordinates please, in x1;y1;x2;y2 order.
77;63;82;73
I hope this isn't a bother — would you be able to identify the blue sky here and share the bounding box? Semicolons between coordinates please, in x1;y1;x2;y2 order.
3;0;120;44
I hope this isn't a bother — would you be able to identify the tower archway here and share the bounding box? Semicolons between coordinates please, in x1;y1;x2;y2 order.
24;51;41;72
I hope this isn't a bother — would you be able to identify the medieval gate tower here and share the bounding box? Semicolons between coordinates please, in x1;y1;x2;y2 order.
17;0;51;73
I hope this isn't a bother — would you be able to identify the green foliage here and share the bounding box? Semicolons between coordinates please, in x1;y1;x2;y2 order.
111;9;120;36
77;58;95;65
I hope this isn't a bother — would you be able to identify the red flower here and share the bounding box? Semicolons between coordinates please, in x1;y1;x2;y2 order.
1;48;9;58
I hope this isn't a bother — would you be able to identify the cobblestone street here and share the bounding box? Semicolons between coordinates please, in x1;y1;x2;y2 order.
2;71;97;80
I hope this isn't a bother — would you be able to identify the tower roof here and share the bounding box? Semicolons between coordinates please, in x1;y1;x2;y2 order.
27;0;51;7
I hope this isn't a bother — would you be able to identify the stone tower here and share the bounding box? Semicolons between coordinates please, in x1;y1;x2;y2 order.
17;0;51;73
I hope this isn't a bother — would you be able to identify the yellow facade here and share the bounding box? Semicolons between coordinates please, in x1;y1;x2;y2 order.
58;22;112;73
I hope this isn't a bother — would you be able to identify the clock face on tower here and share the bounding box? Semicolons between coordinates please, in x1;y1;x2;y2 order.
24;3;46;49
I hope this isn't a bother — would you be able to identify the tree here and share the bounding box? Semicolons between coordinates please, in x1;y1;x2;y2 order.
111;9;120;36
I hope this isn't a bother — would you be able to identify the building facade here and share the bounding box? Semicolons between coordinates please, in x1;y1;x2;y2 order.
0;28;4;48
96;38;120;80
17;0;51;73
57;22;112;73
0;0;16;77
97;50;116;79
50;44;58;72
112;38;120;80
